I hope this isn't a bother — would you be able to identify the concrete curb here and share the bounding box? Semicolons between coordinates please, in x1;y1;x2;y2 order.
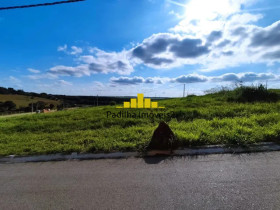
1;142;280;163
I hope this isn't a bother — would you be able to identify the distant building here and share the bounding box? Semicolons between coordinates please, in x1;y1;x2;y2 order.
42;109;51;113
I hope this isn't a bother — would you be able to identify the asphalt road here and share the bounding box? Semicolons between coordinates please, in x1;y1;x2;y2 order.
1;152;280;210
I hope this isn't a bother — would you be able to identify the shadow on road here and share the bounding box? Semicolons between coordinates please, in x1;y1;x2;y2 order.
143;154;201;164
142;151;260;164
143;155;170;164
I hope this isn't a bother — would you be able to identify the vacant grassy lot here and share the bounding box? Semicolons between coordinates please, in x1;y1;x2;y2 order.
0;94;60;109
0;92;280;156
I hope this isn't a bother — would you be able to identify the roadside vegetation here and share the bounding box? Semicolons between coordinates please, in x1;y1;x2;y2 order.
0;85;280;156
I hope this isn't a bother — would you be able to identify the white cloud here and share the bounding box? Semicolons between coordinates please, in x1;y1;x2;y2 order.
169;10;184;19
110;76;169;85
50;48;134;77
170;74;208;83
57;45;83;55
70;46;83;55
93;81;105;88
57;44;67;52
27;73;58;80
110;72;280;85
110;76;145;85
166;0;187;8
212;72;278;82
129;33;210;69
49;65;90;77
9;76;21;84
56;80;72;86
27;68;40;74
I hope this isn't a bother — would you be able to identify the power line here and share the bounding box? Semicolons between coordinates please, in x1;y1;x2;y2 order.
0;0;85;10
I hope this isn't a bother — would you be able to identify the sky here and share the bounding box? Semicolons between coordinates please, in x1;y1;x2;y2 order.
0;0;280;97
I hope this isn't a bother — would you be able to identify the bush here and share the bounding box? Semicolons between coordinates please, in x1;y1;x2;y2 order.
109;101;116;106
227;84;279;103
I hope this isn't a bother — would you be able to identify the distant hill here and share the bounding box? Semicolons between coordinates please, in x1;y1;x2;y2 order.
0;94;60;109
0;86;169;108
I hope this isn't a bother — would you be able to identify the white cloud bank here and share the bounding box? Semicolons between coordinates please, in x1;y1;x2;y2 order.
49;48;133;77
50;14;280;77
110;72;280;85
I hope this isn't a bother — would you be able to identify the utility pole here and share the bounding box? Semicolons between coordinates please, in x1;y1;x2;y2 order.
97;95;98;106
183;84;186;97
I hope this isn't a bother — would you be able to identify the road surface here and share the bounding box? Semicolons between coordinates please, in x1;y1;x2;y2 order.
1;152;280;210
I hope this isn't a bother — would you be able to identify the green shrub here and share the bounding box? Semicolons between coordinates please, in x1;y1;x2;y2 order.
109;101;116;106
227;84;279;102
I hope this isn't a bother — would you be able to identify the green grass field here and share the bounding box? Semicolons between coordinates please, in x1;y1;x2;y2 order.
0;92;280;156
0;94;60;109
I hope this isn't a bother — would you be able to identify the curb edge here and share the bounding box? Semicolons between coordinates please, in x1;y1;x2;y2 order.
1;142;280;163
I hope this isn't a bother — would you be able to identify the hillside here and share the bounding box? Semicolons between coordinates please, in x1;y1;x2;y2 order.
0;86;164;107
0;94;60;109
0;88;280;156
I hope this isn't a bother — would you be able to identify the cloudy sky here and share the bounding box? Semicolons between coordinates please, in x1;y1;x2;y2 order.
0;0;280;96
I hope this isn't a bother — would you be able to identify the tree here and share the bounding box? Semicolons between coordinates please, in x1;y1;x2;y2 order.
4;101;16;111
7;88;16;94
109;101;116;106
39;93;48;98
0;102;7;112
17;89;25;95
49;104;55;110
57;104;64;111
36;101;46;110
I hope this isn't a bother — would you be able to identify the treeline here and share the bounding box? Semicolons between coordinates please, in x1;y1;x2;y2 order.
0;86;133;108
0;101;16;112
57;95;130;107
0;100;56;113
0;87;58;100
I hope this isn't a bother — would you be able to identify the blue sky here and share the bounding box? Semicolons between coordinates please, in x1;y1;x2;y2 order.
0;0;280;97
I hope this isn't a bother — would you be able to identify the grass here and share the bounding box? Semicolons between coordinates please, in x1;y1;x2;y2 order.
0;94;60;109
0;90;280;156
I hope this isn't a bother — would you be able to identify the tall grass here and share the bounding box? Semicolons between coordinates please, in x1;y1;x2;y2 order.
228;84;279;102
